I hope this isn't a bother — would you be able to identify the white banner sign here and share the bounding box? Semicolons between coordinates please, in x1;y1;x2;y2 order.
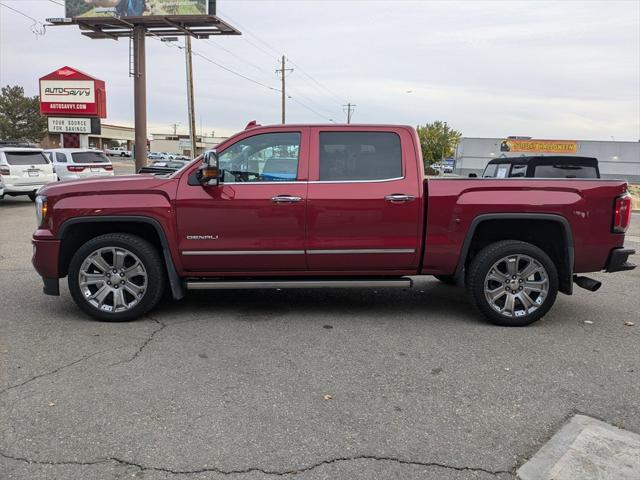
40;80;95;103
48;117;92;134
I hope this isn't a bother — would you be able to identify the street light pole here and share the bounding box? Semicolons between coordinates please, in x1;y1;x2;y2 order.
185;35;197;157
133;25;147;172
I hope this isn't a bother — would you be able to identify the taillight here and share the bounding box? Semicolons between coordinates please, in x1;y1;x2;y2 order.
613;193;632;233
104;165;113;171
0;166;10;176
67;166;86;172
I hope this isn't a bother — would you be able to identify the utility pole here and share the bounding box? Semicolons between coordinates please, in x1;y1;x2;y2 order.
185;35;197;157
343;103;356;124
275;55;293;124
133;25;147;172
170;123;180;135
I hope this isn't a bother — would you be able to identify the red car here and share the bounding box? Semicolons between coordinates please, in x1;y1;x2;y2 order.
32;124;635;326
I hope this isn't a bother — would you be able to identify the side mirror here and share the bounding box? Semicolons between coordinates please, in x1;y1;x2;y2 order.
468;173;478;178
197;150;220;186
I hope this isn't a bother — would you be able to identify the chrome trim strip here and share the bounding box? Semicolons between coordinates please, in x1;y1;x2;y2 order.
182;250;304;256
308;176;404;184
218;181;304;185
307;248;415;254
187;278;413;290
182;248;415;256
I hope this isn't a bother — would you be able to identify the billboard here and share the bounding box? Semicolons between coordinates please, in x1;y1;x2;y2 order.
39;66;107;118
65;0;216;18
500;139;577;154
48;117;101;134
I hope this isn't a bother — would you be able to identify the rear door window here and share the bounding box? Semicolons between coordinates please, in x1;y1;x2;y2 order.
509;164;527;177
56;153;67;163
534;164;598;178
71;151;110;164
319;131;402;181
4;152;49;165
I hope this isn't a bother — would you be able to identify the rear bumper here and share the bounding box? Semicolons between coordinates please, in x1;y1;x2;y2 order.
605;247;636;273
32;234;61;295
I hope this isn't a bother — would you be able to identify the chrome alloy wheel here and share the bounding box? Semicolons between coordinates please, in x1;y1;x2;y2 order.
484;254;549;318
78;247;148;313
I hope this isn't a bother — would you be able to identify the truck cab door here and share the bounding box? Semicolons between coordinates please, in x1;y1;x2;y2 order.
306;127;423;272
175;129;309;273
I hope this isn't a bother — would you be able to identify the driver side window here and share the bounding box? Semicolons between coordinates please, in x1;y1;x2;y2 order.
218;132;301;183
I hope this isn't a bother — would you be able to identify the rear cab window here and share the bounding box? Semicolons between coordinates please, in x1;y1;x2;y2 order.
4;151;49;165
318;131;402;181
71;151;110;164
534;164;598;178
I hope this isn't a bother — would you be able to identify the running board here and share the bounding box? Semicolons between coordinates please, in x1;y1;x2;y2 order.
186;278;413;290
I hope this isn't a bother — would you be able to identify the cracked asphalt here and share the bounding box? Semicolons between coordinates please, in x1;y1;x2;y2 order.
1;189;639;479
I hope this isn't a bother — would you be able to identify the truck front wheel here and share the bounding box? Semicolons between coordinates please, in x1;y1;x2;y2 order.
466;240;558;326
68;233;166;322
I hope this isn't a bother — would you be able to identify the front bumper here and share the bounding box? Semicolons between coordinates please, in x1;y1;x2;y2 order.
32;233;61;296
605;247;636;273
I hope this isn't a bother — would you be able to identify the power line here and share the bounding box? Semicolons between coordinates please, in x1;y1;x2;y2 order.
289;95;336;123
0;1;47;35
203;38;271;75
192;49;280;93
217;9;347;106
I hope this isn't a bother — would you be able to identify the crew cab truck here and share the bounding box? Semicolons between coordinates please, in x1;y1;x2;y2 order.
32;124;635;326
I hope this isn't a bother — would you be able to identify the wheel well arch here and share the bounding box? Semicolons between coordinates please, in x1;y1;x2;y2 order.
57;216;185;299
455;214;574;294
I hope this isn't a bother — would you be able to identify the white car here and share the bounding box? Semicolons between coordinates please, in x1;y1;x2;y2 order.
0;145;57;201
106;146;132;157
44;148;114;181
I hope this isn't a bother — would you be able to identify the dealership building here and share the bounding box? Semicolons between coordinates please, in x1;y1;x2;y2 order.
454;137;640;183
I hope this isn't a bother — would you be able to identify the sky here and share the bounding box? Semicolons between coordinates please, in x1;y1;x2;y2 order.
0;0;639;140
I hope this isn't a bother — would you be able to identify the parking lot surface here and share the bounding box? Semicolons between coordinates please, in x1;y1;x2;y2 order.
1;186;638;479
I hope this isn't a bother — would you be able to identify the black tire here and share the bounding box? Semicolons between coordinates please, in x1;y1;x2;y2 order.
120;152;126;157
466;240;558;327
434;274;457;285
28;192;36;202
68;233;166;322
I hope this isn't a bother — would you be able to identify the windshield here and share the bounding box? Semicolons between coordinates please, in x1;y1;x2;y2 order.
71;152;110;164
4;151;49;165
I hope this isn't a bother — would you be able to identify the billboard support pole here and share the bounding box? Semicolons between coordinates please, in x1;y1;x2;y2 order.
133;25;147;172
185;35;197;157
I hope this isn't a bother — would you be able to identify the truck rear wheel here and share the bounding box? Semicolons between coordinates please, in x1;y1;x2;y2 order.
466;240;558;326
68;233;166;322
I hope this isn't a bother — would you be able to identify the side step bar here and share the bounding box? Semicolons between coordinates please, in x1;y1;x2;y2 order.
186;278;413;290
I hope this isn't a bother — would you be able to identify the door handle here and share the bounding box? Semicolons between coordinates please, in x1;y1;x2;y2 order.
384;194;415;203
271;195;302;203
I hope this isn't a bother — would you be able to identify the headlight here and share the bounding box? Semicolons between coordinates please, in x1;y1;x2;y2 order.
35;195;48;227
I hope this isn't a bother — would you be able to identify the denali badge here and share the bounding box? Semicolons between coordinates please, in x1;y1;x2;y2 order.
186;235;219;240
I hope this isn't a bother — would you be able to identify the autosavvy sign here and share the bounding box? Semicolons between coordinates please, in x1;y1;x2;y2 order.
39;66;106;118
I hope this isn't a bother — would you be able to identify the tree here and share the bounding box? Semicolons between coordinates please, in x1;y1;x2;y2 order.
0;85;48;142
416;121;462;171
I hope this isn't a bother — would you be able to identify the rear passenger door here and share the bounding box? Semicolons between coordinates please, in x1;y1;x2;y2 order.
306;127;423;272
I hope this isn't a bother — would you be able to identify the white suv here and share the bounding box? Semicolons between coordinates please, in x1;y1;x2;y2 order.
44;148;114;181
0;146;56;201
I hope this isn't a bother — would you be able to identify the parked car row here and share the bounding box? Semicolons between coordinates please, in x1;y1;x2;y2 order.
147;152;191;161
1;144;114;201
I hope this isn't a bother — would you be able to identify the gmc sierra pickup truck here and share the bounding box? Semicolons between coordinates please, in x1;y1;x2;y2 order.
32;124;635;326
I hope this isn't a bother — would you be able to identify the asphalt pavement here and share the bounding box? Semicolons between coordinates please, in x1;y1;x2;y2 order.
0;187;638;479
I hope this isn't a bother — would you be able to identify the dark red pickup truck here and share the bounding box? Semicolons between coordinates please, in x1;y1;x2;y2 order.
32;124;635;326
